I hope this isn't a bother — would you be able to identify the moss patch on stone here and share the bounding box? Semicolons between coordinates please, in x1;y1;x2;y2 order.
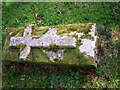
8;27;24;37
41;44;60;52
2;41;10;60
56;23;93;36
31;23;93;39
20;44;27;52
2;41;20;62
61;48;96;67
31;26;49;38
32;47;50;63
81;34;94;41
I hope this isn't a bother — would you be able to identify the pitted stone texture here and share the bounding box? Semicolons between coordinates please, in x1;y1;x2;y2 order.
70;24;97;58
9;24;34;60
9;24;34;46
79;24;97;58
30;28;76;47
9;37;23;46
19;45;31;60
9;25;76;61
43;49;64;62
23;25;33;38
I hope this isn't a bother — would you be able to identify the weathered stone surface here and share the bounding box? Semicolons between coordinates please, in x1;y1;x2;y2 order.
2;23;98;68
9;25;76;60
43;49;64;62
79;24;97;58
19;45;31;60
10;28;76;48
69;24;97;58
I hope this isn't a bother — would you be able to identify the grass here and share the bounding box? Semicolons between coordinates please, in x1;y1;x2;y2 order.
2;2;120;88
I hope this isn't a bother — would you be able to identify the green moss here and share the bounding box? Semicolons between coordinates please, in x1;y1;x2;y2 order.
9;45;20;49
9;28;24;37
15;29;24;37
56;24;79;36
20;44;26;52
2;40;10;60
8;23;93;39
61;48;96;67
32;26;49;38
27;50;33;62
56;23;93;36
9;48;20;61
56;28;69;35
62;48;89;65
83;29;91;34
54;58;59;61
71;34;82;48
2;40;20;61
81;34;94;41
32;47;50;63
57;33;71;36
76;39;82;48
41;44;60;52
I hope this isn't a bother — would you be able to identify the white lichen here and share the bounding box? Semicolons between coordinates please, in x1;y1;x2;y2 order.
79;24;97;58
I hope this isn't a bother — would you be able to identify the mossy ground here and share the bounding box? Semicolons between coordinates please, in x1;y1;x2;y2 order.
2;2;119;88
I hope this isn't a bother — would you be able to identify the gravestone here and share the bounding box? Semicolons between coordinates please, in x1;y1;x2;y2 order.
2;23;98;68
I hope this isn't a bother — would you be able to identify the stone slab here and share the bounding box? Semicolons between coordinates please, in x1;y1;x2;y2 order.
2;23;98;68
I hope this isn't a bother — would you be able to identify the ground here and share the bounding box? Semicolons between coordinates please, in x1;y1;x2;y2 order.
1;2;120;88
